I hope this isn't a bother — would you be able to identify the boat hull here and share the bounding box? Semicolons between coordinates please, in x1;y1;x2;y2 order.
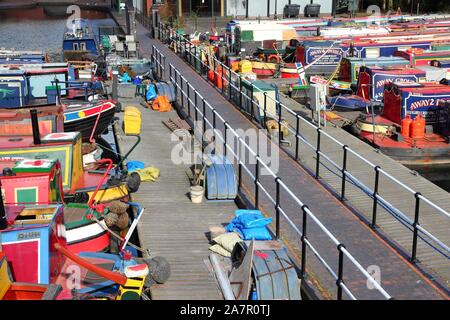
64;101;117;142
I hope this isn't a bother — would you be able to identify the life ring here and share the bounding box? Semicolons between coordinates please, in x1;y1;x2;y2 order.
267;54;280;64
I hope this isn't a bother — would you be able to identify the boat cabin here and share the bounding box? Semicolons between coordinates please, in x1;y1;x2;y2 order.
356;66;426;102
339;56;410;84
394;48;450;66
0;67;69;108
0;105;64;136
382;82;450;126
0;158;63;205
292;40;342;75
0;204;66;284
62;18;99;61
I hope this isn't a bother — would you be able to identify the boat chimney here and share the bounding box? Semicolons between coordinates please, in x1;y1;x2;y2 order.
0;179;7;230
30;109;41;145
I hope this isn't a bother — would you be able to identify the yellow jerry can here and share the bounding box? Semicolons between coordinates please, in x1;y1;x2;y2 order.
238;60;252;74
123;106;142;135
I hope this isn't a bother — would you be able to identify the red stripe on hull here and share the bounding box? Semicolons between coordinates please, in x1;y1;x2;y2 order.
67;232;110;254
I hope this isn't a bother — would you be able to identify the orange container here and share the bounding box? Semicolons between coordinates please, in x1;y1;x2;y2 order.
401;115;412;137
208;69;215;83
215;67;223;89
411;114;425;139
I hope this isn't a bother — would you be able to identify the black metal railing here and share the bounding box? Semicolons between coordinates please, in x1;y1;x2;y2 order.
154;21;450;266
151;45;392;300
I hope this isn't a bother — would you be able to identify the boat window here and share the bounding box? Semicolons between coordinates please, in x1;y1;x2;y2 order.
365;47;380;59
73;43;79;50
80;42;86;51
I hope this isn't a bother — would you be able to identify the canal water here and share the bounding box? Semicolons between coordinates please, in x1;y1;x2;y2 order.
0;6;118;61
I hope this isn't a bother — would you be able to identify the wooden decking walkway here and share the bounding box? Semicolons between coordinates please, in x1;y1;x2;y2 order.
111;12;449;299
115;97;236;300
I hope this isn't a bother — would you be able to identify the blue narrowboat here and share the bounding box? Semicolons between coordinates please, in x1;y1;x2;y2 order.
62;18;99;61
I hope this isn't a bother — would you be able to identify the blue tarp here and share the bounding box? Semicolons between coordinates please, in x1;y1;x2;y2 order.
225;209;272;240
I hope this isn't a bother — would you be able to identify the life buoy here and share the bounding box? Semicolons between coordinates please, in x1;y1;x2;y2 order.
267;54;280;64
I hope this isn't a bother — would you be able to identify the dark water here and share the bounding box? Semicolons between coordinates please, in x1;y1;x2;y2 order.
0;10;118;61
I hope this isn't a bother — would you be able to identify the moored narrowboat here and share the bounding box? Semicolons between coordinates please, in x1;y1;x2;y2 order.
354;82;450;166
356;66;426;102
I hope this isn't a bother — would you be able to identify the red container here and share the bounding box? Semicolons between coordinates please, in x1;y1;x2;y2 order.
411;114;425;139
401;115;412;137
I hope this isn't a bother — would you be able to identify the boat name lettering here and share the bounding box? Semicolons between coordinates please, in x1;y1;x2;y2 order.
17;231;41;240
410;98;435;111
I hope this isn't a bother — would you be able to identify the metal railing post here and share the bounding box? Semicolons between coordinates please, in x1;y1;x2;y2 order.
263;91;267;124
187;82;191;116
239;77;243;109
194;91;198;123
181;79;184;109
337;244;345;300
411;192;421;263
223;122;228;157
341;145;348;201
275;177;281;239
228;68;232;100
371;166;381;228
278;101;282;145
301;205;308;279
255;157;259;209
202;98;206;153
315;128;321;179
212;109;217;153
295;115;300;161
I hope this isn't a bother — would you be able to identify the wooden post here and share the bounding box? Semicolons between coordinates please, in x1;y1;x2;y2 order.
221;0;224;17
178;0;182;17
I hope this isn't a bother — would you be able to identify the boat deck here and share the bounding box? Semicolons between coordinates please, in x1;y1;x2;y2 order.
114;97;236;300
110;13;449;299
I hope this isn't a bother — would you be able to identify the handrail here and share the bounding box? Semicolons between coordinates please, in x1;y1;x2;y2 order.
155;23;450;263
151;41;392;299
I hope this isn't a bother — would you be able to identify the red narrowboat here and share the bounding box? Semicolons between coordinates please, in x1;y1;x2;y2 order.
355;82;450;166
356;66;426;102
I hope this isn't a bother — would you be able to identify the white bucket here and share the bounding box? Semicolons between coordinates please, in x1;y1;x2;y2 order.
190;185;205;204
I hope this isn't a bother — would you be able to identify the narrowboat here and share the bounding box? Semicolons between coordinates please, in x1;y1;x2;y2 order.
288;40;342;76
338;36;450;59
356;66;426;102
0;204;149;300
230;23;297;56
0;125;134;204
0;97;118;142
354;82;450;166
251;61;277;78
394;48;450;66
62;18;100;62
0;50;47;64
63;100;118;142
0;158;110;254
0;251;62;300
338;56;410;84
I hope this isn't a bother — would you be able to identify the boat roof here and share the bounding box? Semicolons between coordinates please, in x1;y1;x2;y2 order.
394;82;450;93
63;18;96;40
1;204;62;229
0;132;80;149
344;56;408;62
367;66;425;75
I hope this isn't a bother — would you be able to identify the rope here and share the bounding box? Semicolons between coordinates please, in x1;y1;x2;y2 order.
91;214;151;256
